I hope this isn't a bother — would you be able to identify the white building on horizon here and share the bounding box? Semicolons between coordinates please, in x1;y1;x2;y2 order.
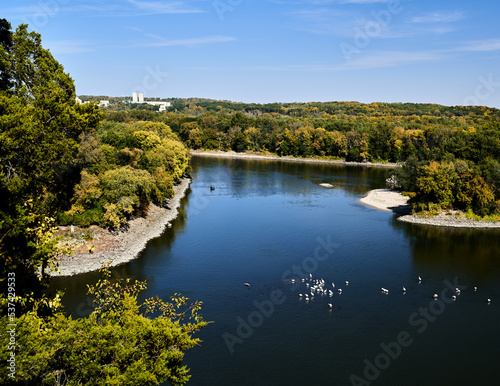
131;92;171;111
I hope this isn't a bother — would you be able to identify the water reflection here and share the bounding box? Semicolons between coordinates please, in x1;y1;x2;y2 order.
191;155;391;198
391;215;500;281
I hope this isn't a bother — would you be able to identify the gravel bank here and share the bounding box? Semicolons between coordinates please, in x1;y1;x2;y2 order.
398;212;500;229
54;178;191;276
191;150;398;168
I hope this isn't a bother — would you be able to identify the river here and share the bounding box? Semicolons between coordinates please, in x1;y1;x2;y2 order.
50;155;500;385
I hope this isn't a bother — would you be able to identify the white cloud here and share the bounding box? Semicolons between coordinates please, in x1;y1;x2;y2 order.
306;0;392;3
288;8;357;36
146;35;237;47
339;0;391;3
411;11;465;23
127;0;204;14
242;64;335;72
3;0;204;20
45;40;93;54
339;50;443;70
241;51;443;72
454;39;500;52
334;39;500;71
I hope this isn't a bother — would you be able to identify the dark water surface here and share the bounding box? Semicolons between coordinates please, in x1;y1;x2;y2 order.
51;156;500;386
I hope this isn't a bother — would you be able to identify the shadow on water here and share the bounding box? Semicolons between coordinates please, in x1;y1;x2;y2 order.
391;215;500;281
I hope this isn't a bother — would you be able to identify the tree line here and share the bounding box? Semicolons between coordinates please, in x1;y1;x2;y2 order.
100;94;500;218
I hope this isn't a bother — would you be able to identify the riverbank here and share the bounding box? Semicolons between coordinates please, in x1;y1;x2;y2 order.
54;177;191;276
191;150;398;168
360;189;500;229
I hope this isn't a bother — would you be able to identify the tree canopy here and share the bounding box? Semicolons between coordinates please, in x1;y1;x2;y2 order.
0;266;206;385
0;23;101;300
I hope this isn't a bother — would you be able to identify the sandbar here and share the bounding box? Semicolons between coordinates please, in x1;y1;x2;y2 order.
359;189;411;214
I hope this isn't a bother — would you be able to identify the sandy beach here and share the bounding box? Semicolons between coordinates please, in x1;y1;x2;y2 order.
191;150;399;168
359;189;411;214
360;189;500;229
54;177;191;276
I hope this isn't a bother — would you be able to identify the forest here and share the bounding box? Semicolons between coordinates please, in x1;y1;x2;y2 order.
100;95;500;218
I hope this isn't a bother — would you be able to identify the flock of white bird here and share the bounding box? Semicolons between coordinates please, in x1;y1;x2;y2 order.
270;273;493;309
289;274;348;309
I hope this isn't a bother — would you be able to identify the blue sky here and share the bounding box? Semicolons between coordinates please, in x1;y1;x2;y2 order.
3;0;500;107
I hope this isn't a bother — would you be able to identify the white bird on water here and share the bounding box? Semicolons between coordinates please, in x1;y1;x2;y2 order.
328;303;333;309
345;281;349;285
244;283;250;287
487;298;491;304
474;286;477;291
418;276;422;282
338;289;343;294
452;295;457;301
402;286;406;293
433;294;438;299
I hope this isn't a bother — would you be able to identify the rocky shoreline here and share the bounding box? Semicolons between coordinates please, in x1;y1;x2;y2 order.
54;177;191;277
398;212;500;229
359;189;500;229
191;150;398;168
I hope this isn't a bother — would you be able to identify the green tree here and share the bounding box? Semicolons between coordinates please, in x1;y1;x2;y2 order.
345;131;369;161
454;169;496;216
0;19;13;91
368;122;397;161
0;267;207;385
414;161;456;208
0;23;101;302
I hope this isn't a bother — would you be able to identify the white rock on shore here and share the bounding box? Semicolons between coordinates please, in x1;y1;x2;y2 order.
54;177;191;276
